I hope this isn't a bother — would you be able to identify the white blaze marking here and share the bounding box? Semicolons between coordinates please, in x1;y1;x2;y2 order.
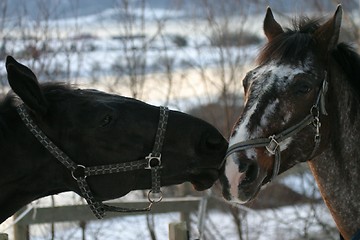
224;61;310;201
260;99;279;127
225;102;259;201
230;101;258;145
224;156;246;200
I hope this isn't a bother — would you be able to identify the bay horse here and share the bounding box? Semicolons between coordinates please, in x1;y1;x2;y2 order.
0;56;227;223
220;5;360;240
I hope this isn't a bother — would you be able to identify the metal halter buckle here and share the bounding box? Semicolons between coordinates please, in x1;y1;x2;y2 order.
145;153;162;169
266;136;279;155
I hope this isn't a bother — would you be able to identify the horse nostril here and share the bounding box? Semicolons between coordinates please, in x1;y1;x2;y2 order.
204;131;227;150
238;160;249;172
241;162;259;185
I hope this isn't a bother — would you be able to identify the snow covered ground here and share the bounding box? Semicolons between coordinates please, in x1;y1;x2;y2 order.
0;173;337;240
0;4;340;240
2;202;336;240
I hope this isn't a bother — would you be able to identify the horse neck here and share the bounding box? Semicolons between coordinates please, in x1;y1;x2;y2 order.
0;104;70;223
308;66;360;239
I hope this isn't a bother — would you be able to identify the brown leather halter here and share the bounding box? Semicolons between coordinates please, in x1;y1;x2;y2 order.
17;104;168;219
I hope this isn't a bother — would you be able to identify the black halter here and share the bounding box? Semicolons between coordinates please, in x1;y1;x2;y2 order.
225;72;328;181
17;104;169;219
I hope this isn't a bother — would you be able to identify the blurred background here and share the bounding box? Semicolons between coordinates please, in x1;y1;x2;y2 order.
0;0;358;239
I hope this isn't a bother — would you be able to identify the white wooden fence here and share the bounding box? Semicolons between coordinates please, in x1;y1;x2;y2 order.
11;197;218;240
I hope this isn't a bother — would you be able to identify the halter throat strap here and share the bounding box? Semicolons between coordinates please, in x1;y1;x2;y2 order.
17;104;168;219
225;73;328;181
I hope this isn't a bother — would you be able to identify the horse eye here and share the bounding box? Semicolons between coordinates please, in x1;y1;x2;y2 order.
100;115;112;127
295;83;312;95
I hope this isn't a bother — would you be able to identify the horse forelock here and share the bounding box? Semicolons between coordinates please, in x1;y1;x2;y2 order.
1;83;128;110
257;17;322;65
0;83;76;108
258;15;360;102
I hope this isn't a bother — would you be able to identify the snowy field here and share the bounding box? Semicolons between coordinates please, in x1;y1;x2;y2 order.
1;201;337;240
0;172;338;239
0;4;341;240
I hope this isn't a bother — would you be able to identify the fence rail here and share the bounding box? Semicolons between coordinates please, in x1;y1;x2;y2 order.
16;197;216;225
12;197;219;240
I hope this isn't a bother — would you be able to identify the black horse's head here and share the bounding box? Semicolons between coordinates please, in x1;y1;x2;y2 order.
220;6;343;203
2;56;227;219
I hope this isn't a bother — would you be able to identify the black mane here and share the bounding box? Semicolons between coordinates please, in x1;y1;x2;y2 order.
257;17;322;64
332;43;360;97
0;82;75;110
3;82;74;98
0;83;75;141
258;16;360;99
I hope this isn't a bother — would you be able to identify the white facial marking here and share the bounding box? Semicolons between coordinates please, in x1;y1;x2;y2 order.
224;156;246;201
279;137;293;152
260;99;279;127
245;148;256;160
251;61;310;93
225;103;259;201
224;61;310;201
230;101;259;145
231;61;309;144
283;111;292;125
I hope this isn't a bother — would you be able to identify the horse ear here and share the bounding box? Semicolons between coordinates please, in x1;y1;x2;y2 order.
314;5;342;52
6;56;48;115
263;7;284;41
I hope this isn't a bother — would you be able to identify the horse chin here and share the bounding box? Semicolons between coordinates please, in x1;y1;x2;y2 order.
191;182;213;191
189;168;220;191
236;183;262;203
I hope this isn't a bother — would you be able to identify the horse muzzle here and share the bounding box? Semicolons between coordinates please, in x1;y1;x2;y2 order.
189;168;220;191
220;152;267;203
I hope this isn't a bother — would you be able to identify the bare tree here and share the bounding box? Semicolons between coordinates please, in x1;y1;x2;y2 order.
3;1;359;239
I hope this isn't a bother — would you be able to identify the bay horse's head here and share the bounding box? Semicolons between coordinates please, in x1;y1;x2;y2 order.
220;6;342;203
2;56;227;221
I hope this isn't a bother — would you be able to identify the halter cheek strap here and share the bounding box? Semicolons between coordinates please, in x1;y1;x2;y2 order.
225;72;328;181
17;104;168;219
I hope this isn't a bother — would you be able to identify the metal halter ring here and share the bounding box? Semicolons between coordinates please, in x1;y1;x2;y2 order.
71;165;86;180
147;189;163;203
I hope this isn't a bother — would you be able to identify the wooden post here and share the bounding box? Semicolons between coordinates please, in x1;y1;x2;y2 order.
0;233;9;240
169;222;188;240
79;221;86;240
180;211;190;236
13;207;29;240
14;222;28;240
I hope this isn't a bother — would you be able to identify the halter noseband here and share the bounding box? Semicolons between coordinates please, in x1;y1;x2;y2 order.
225;72;328;181
17;104;169;219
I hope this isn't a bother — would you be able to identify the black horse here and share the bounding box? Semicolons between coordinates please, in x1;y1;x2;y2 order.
0;56;227;223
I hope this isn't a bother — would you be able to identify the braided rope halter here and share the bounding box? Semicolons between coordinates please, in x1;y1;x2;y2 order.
17;104;169;219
